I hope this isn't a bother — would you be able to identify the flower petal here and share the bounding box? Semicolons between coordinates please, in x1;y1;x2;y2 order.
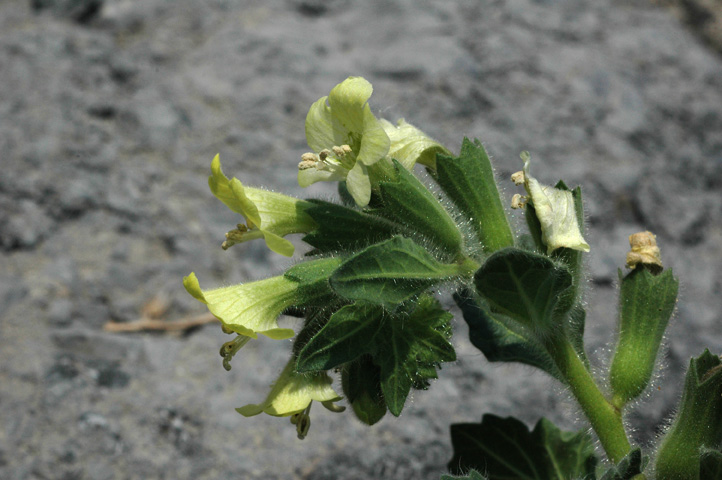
261;231;295;257
183;272;297;339
356;105;391;166
381;118;450;170
208;155;262;226
244;187;317;239
236;358;343;417
327;77;373;135
305;96;338;153
298;166;347;188
345;161;372;207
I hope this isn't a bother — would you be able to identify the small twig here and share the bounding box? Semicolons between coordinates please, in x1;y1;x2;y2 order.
104;312;218;333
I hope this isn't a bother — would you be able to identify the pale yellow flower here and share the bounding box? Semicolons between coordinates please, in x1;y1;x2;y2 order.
210;154;316;256
183;272;296;339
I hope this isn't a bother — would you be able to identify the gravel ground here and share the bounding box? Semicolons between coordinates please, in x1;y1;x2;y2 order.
1;0;721;478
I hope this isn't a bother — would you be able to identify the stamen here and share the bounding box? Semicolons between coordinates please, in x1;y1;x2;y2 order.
222;224;251;250
332;145;352;157
219;334;252;371
511;193;527;209
290;403;313;440
511;171;525;186
299;152;318;170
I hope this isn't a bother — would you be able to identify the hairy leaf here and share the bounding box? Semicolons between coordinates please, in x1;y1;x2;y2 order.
376;159;464;258
296;302;384;372
448;414;597;479
342;356;387;425
599;448;646;480
373;295;455;416
454;290;564;382
302;199;400;254
434;137;514;252
331;236;463;306
284;256;345;307
474;248;573;332
701;449;722;479
440;470;488;480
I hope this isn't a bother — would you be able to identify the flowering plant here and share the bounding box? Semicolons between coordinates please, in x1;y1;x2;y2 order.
186;77;722;479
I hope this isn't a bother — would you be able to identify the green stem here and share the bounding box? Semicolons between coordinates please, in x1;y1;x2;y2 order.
547;337;631;464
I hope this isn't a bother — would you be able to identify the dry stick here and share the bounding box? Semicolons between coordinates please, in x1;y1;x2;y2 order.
104;312;218;333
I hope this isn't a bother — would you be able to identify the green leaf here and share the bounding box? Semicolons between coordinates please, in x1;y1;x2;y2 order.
373;295;456;416
524;201;545;254
341;355;387;425
609;268;678;405
700;449;722;479
331;236;464;306
296;302;384;372
454;290;564;382
301;199;400;254
440;470;488;480
284;256;345;307
434;137;514;252
377;159;464;258
285;256;343;284
599;448;646;480
448;414;597;479
474;248;573;332
655;350;722;479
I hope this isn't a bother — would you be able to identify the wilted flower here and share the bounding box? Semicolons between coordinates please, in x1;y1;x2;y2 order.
183;272;297;340
515;152;590;254
236;358;344;439
626;231;663;270
210;154;316;257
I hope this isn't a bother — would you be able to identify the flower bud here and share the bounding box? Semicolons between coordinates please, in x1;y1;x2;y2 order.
609;266;678;406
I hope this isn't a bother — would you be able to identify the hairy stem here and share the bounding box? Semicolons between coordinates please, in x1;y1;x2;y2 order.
547;337;632;464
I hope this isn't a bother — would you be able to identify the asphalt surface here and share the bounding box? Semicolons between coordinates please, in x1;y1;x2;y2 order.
1;0;721;478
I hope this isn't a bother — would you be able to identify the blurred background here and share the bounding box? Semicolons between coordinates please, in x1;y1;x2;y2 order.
1;0;721;478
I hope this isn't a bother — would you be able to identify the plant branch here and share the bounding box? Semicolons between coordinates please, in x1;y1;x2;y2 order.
547;337;632;464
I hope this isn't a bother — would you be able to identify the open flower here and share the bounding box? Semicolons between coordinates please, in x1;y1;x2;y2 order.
183;272;297;340
515;152;590;254
210;154;316;257
236;357;344;438
299;76;391;207
380;118;451;170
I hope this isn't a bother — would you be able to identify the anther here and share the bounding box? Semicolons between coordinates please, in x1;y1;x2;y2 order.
219;335;252;371
511;193;527;209
299;153;318;170
511;171;525;186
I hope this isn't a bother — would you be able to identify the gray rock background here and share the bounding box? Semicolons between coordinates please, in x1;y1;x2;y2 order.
1;0;721;478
